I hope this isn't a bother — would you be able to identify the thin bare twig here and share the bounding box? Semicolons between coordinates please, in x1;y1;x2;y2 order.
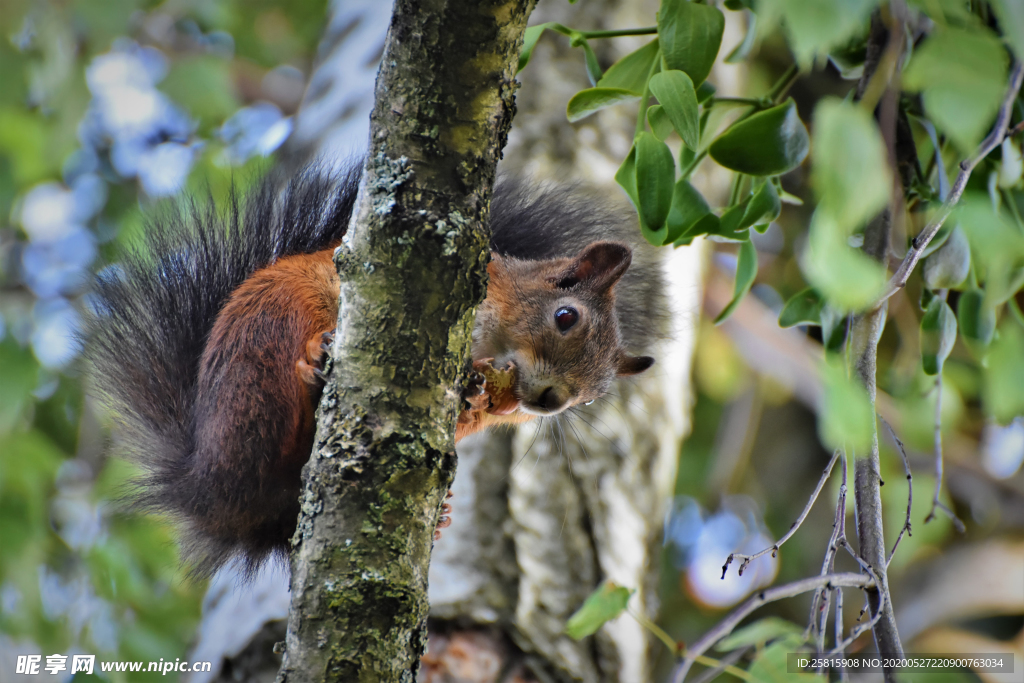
670;573;875;683
835;585;849;683
923;373;966;532
874;60;1024;307
880;416;913;566
721;449;840;578
828;544;888;655
806;449;846;657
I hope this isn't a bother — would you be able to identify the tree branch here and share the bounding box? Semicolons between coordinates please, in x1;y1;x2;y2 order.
721;449;840;578
880;416;913;566
276;1;534;680
874;60;1024;307
848;7;907;674
669;573;875;683
923;373;966;531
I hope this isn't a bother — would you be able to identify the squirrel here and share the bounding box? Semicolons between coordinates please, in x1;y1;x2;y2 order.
86;164;665;577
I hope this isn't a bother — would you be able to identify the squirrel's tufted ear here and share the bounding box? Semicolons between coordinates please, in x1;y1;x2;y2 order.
616;353;654;376
553;241;632;292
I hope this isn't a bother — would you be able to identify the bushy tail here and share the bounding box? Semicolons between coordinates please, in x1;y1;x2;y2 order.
85;164;359;576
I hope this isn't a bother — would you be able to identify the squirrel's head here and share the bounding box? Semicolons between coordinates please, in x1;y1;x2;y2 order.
474;241;654;417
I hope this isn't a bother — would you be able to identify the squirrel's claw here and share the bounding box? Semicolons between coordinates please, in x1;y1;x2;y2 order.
320;329;335;354
460;370;490;413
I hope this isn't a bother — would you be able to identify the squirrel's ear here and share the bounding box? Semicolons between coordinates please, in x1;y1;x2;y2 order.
616;353;654;376
553;241;632;291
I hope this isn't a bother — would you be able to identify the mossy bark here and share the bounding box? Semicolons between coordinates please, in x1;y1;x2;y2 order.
276;1;535;681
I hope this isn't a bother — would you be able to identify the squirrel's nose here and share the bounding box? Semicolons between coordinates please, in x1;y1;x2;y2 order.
536;386;566;413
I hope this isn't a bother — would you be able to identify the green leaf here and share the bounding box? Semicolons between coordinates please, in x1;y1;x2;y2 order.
821;304;848;351
709;99;809;176
0;106;55;185
715;239;758;324
580;40;603;86
675;214;720;246
0;338;39;432
566;88;640;122
778;0;876;68
922;226;971;290
0;430;64;568
713;202;754;242
743;179;781;231
958;288;996;351
666;179;714;242
717;618;805;651
992;0;1024;63
518;23;552;72
812;98;891;231
984;319;1024;423
921;298;958;375
634;131;676;244
597;39;660;94
564;581;634;640
647;105;675;141
648;70;700;150
778;287;824;328
801;211;887;311
696;80;717;104
725;11;757;64
829;34;868;80
954;196;1024;287
615;145;639;209
709;181;781;244
903;26;1009;153
772;0;878;69
657;0;725;86
820;357;874;452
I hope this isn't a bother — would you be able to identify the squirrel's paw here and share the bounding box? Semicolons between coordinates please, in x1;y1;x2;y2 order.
297;329;336;387
473;359;519;416
460;369;490;415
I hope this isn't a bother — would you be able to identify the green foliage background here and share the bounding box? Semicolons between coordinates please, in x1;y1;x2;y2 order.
0;0;326;679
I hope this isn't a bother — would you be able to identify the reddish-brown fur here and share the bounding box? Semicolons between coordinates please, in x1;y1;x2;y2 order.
190;248;340;552
187;240;650;559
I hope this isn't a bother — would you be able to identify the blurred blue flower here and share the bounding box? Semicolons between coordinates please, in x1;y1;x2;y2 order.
30;298;82;369
38;567;118;653
665;496;779;608
219;102;293;163
79;42;197;197
983;418;1024;479
18;177;102;300
136;141;203;197
21;229;97;299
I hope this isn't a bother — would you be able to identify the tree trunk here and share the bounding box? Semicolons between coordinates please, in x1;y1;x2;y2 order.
276;1;534;681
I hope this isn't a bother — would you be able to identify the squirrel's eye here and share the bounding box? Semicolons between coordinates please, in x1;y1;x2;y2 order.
554;306;579;332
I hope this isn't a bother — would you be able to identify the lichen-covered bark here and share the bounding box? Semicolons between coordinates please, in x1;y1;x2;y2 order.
276;2;535;681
